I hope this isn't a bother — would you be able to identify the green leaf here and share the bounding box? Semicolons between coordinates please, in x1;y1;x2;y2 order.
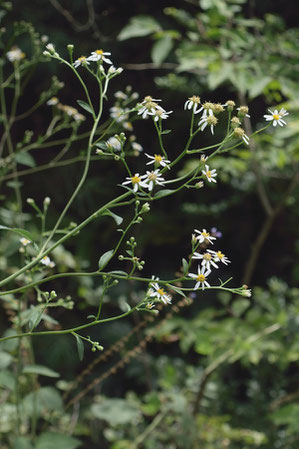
182;258;189;275
14;436;34;449
98;249;114;270
23;365;60;378
77;99;93;115
109;270;128;276
28;307;43;331
22;387;63;417
0;225;34;241
74;334;84;361
249;76;272;99
91;398;141;425
168;285;186;297
35;432;81;449
15;152;36;167
103;209;123;225
154;189;175;199
118;15;161;40
160;129;172;135
151;35;173;64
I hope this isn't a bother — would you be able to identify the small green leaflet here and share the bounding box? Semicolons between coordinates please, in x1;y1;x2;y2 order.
182;258;189;275
77;99;94;115
74;334;84;361
0;225;34;241
98;249;114;270
102;209;123;225
154;189;175;199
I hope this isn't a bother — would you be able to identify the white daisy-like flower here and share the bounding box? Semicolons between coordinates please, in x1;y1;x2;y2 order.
196;102;215;117
7;47;25;62
184;95;201;113
263;108;288;127
40;256;55;268
122;173;148;192
194;228;216;245
137;102;165;120
73;56;90;68
47;97;59;106
114;91;128;100
149;282;172;304
207;249;231;265
141;96;162;104
87;49;112;64
144;169;165;191
131;141;143;153
192;251;219;270
110;106;129;122
198;115;218;135
202;164;217;183
188;266;211;290
20;237;31;247
145;153;171;169
106;136;122;151
148;109;173;121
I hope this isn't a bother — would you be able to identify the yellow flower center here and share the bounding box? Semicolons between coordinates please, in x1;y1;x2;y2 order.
148;173;157;181
131;175;141;184
202;231;210;238
206;171;212;178
189;95;201;103
78;56;86;61
154;154;163;163
196;274;205;282
203;253;212;261
157;288;165;296
216;251;224;259
273;114;280;120
95;49;104;55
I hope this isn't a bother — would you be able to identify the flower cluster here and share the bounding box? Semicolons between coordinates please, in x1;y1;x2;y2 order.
6;46;25;62
137;96;173;121
188;229;230;290
47;98;85;122
73;49;123;78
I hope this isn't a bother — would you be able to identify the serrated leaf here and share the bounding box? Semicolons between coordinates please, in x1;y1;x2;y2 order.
118;15;161;40
15;152;36;168
74;335;84;361
151;35;173;64
77;99;93;115
103;209;123;225
154;189;175;199
28;308;43;331
182;258;189;275
98;249;114;270
0;225;34;241
23;365;60;378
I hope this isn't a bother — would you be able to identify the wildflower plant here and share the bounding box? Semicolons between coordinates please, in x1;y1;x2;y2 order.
0;36;289;352
0;18;293;449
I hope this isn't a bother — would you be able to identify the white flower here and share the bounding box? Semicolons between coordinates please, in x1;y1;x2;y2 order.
145;153;171;169
263;108;288;127
148;109;173;121
184;95;201;113
106;136;121;151
144;170;165;191
114;91;128;100
122;173;148;192
188;266;211;290
20;237;31;247
108;65;123;75
40;256;55;268
192;251;219;270
207;249;231;265
149;282;172;304
47;97;59;106
131;141;143;152
110;106;129;122
87;49;112;64
202;165;217;183
7;47;25;62
196;102;215;117
233;127;250;145
198;115;218;135
141;96;162;104
73;56;90;68
194;228;216;245
137;103;165;119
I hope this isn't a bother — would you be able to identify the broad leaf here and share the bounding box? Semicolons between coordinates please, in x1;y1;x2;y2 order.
74;334;84;361
118;15;161;40
35;432;81;449
0;225;34;241
15;152;36;167
151;35;173;64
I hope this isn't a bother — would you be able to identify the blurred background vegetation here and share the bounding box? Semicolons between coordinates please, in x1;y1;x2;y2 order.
0;1;299;448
